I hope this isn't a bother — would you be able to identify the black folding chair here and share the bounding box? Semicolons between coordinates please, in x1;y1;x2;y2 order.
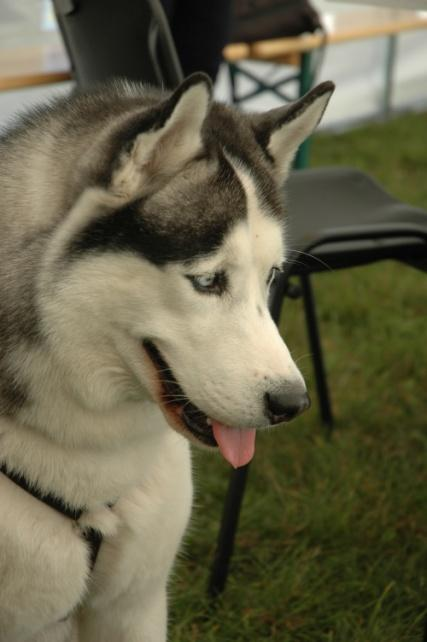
53;0;183;88
53;6;427;632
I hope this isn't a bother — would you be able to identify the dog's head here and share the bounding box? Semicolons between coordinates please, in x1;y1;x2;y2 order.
40;74;334;466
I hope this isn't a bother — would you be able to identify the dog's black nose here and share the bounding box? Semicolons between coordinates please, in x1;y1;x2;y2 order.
265;389;310;424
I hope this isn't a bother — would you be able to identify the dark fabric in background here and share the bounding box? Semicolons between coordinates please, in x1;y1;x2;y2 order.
160;1;321;82
230;0;321;43
160;0;233;81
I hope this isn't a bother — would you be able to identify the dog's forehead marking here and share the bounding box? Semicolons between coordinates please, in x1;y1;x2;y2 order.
227;157;285;269
185;158;285;277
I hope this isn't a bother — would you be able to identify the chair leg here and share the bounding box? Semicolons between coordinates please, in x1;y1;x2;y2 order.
299;273;334;432
227;63;239;105
207;463;250;597
207;273;289;598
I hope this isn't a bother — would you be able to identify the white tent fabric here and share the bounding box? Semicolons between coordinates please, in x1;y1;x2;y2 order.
329;0;427;9
0;0;427;131
214;2;427;129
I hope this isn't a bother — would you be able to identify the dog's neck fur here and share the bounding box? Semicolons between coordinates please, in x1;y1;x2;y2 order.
0;360;177;511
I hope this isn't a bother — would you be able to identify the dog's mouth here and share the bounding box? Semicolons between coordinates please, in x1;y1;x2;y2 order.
143;339;216;447
142;340;256;468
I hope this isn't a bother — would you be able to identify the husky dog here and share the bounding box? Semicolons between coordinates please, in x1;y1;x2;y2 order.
0;73;333;641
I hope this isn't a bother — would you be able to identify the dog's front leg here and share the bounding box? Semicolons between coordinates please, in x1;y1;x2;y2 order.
79;585;167;642
79;435;192;642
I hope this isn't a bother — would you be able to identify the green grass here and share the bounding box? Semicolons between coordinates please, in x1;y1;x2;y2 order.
169;112;427;642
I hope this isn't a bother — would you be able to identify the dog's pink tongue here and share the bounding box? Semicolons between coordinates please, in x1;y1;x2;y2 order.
212;421;256;468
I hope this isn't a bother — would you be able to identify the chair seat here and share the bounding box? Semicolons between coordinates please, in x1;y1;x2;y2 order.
286;167;427;274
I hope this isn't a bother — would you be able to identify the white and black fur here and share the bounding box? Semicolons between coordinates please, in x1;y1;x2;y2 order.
0;73;333;641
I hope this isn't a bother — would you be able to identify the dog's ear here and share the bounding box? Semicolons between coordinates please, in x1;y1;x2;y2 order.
252;82;334;184
110;73;212;197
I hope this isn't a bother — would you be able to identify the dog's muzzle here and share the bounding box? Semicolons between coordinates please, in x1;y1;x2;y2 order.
142;340;311;469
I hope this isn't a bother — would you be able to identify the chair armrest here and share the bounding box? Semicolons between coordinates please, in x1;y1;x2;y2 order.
285;222;427;276
299;222;427;252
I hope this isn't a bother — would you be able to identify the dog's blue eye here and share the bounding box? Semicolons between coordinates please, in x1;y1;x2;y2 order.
195;275;216;288
186;272;226;295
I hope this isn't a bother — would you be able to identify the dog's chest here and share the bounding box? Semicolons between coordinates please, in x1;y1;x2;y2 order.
79;434;193;611
0;417;192;640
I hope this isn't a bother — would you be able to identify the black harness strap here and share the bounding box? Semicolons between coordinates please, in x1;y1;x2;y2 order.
0;462;103;569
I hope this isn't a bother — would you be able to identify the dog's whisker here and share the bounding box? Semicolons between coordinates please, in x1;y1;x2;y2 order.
151;367;174;376
163;397;189;405
288;248;332;272
294;352;313;364
162;393;188;399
